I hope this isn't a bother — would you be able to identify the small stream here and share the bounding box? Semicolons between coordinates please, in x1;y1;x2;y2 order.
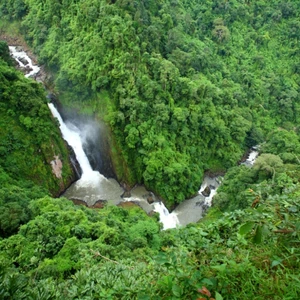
9;45;258;230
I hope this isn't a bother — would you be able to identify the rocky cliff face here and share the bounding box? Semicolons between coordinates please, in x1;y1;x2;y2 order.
0;40;77;196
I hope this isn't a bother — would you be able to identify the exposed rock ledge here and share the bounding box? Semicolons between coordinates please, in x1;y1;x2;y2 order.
50;155;63;179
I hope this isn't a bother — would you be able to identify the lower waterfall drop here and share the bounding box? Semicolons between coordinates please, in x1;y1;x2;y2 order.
153;202;179;230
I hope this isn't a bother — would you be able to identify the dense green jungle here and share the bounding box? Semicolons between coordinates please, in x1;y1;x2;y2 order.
0;0;299;299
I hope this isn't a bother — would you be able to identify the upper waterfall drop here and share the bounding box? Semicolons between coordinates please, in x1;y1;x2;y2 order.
243;150;259;166
48;103;124;205
48;103;95;176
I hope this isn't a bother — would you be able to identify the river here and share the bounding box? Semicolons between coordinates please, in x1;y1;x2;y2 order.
9;45;258;230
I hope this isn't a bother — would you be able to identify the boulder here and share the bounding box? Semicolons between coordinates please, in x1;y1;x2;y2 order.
18;56;29;65
201;185;211;197
209;184;216;190
25;65;33;72
146;195;155;204
144;192;156;204
92;200;107;208
196;199;205;207
70;198;88;207
121;190;131;198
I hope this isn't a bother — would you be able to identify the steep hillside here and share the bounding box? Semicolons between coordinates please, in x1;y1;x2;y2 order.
0;41;76;195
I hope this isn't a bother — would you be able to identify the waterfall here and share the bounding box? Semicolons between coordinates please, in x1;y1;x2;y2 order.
48;103;102;178
199;179;219;206
48;104;178;229
153;202;179;230
244;150;259;166
48;103;124;205
9;45;260;229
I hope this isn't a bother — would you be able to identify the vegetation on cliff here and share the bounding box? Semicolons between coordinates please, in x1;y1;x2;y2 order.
0;41;75;196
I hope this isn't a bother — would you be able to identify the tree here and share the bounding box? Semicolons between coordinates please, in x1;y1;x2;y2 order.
254;153;283;182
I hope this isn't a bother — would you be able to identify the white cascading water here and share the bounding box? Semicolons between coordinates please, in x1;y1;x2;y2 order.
245;150;259;165
48;104;103;179
9;46;40;78
48;103;124;205
199;180;219;206
153;202;179;230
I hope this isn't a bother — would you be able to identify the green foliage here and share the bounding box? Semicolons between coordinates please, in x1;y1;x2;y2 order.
0;178;47;237
1;183;298;299
254;153;284;181
0;41;14;65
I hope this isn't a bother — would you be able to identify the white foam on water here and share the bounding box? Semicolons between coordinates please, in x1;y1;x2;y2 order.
246;150;259;165
153;202;179;230
9;46;40;78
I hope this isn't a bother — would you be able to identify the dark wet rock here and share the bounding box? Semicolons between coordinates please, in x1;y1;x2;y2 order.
146;194;155;204
25;65;33;72
143;191;156;204
148;210;157;217
202;203;210;212
34;66;52;83
67;144;82;179
121;190;131;198
92;200;107;208
147;196;155;204
196;200;205;207
201;185;211;197
70;198;88;207
70;198;107;208
19;56;29;65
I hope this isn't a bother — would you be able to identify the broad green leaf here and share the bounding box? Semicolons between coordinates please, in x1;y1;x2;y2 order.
271;260;282;268
253;225;263;244
215;291;223;300
172;284;182;297
201;278;214;286
239;222;254;235
211;263;227;273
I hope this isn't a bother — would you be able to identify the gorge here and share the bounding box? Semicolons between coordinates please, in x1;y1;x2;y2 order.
9;45;233;229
